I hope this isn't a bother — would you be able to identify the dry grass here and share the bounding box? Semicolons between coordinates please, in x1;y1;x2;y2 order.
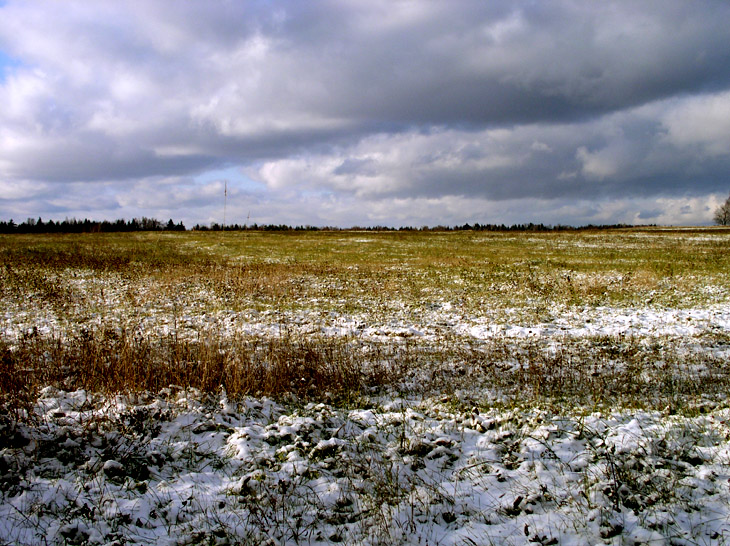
0;329;404;408
3;325;729;419
1;227;730;415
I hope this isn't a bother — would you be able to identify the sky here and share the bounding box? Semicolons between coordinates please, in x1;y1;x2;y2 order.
1;1;730;228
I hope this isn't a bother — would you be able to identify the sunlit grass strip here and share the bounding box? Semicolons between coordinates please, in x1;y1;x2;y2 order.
3;228;730;314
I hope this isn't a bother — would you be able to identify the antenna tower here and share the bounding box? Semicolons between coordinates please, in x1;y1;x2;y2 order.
223;181;227;229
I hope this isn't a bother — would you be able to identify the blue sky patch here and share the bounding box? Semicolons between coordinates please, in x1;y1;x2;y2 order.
0;50;21;82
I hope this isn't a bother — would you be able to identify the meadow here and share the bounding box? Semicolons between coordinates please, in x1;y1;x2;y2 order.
1;228;730;545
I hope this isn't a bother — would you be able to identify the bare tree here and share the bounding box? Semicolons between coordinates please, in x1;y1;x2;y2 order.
714;193;730;226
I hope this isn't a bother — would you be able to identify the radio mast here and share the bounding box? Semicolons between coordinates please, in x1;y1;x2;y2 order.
223;181;227;229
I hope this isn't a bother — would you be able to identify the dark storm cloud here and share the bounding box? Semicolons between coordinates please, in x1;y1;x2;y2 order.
1;0;730;226
249;0;730;125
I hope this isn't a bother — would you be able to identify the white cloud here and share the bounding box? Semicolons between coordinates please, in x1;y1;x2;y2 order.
0;180;50;200
531;141;552;152
253;127;538;198
661;90;730;157
576;146;621;180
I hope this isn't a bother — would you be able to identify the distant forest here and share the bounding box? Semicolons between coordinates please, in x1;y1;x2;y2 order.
0;217;186;234
0;217;636;234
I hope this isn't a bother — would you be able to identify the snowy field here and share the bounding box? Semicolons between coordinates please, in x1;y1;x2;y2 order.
1;228;730;545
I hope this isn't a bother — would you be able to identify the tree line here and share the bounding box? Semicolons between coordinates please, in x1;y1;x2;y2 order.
4;192;728;233
0;217;186;234
0;217;639;234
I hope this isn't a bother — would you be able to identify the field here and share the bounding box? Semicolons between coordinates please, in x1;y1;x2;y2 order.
1;228;730;545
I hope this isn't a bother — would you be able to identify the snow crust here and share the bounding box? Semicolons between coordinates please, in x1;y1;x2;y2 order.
2;391;729;545
3;261;730;544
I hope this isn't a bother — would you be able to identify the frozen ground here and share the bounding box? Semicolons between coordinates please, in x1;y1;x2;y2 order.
2;263;730;544
1;387;729;545
2;268;730;345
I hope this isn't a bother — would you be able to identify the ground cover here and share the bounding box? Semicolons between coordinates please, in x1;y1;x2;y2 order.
1;227;730;544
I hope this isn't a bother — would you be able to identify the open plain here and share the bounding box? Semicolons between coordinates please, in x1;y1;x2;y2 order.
2;228;730;545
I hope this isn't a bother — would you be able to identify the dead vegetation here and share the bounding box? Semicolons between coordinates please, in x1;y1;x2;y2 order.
2;325;729;420
1;228;730;417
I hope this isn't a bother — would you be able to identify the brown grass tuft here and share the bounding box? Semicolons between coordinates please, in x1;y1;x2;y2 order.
2;328;400;406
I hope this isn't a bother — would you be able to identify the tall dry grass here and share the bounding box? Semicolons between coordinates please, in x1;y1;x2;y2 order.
0;328;404;409
2;326;728;417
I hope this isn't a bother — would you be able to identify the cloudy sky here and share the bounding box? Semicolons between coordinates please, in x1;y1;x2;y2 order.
2;1;730;227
